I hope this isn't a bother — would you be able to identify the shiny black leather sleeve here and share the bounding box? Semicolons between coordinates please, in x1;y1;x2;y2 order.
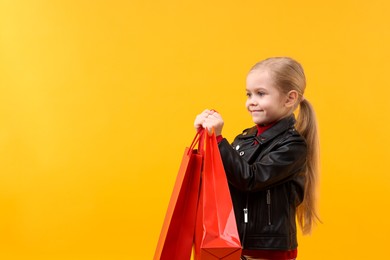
218;136;307;192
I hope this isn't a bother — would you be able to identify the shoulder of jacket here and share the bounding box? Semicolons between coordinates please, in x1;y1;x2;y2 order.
278;128;307;149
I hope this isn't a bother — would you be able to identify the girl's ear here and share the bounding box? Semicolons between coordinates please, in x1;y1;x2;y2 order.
285;90;299;108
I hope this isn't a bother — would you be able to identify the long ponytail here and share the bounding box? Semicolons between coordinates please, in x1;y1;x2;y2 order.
295;98;321;234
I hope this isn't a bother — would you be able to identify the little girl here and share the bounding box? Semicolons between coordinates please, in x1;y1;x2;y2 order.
194;57;320;260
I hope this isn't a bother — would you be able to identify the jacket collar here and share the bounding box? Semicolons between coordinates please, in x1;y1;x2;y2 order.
255;115;296;144
238;115;296;145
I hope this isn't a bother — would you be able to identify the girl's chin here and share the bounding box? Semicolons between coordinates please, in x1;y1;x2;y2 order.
252;117;270;125
252;119;266;125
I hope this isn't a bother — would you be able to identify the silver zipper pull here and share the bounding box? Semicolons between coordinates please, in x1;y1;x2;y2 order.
267;190;271;225
267;190;271;205
243;208;248;223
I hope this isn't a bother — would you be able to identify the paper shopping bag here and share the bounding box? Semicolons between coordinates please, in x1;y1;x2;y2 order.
154;131;204;260
194;131;242;259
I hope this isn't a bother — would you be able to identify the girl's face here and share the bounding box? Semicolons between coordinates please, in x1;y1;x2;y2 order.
245;69;290;125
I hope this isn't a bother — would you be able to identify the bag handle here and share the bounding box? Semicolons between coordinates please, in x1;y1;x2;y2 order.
188;128;205;155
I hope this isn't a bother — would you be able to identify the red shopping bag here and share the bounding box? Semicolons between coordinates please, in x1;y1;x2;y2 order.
194;131;242;259
154;131;204;260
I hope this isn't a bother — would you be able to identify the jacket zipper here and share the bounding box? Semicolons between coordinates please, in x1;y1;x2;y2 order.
267;189;272;225
242;193;249;248
244;208;248;223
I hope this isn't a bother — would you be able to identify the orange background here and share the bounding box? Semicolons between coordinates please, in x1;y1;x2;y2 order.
1;0;389;259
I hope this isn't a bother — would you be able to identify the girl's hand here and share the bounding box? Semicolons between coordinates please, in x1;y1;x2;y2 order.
194;109;224;136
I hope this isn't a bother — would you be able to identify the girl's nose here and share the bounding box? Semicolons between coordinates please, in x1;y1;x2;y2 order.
248;97;258;106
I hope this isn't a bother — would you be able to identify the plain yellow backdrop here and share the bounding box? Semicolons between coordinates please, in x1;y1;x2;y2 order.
1;0;390;259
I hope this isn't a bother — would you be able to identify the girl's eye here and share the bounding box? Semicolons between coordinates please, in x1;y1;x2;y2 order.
246;93;251;98
257;92;265;96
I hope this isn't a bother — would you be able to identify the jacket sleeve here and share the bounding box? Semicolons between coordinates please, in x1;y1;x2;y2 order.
218;137;307;192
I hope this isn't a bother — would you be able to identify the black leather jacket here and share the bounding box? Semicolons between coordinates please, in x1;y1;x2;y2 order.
218;115;307;251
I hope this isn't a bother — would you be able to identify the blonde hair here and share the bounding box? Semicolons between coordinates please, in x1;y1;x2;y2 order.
251;57;320;234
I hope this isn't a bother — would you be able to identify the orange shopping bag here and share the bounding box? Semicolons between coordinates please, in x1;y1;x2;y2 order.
154;131;204;260
194;131;242;259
